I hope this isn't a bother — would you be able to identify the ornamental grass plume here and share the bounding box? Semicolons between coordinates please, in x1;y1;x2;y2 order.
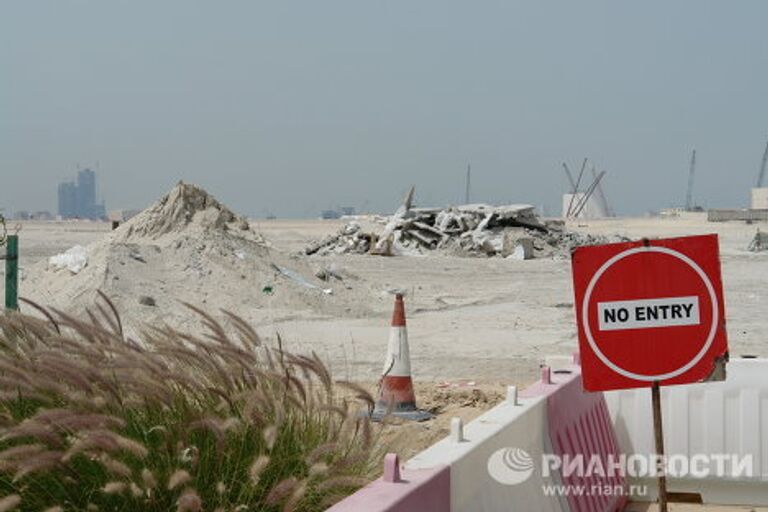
0;294;380;511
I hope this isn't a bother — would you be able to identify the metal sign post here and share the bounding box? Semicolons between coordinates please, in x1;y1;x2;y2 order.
651;382;668;511
4;235;18;311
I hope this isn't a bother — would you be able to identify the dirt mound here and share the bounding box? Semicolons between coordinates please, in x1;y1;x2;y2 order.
24;183;375;333
118;181;249;240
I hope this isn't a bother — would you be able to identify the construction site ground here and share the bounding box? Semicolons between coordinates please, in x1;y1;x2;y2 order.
8;214;768;511
11;212;767;391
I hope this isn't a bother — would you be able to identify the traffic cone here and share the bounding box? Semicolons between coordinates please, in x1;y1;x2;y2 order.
371;293;432;422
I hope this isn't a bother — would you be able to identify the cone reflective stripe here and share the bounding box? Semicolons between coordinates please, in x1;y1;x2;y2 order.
382;293;412;380
372;294;431;421
379;295;415;409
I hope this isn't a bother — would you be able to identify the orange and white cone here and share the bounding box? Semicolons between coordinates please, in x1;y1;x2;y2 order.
372;293;432;422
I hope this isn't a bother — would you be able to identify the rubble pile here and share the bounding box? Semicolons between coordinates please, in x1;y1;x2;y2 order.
305;222;374;256
306;191;627;259
535;225;629;258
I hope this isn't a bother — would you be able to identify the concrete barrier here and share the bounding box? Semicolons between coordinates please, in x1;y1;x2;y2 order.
407;372;570;512
326;454;450;512
605;358;768;506
330;356;768;510
406;365;624;512
330;363;631;511
546;368;627;512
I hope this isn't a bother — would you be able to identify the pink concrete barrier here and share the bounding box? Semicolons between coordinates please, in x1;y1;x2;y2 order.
330;354;627;511
327;453;450;512
547;370;627;512
517;360;626;512
518;364;564;399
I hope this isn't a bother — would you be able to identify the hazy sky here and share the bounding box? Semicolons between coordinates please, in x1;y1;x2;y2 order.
3;1;768;218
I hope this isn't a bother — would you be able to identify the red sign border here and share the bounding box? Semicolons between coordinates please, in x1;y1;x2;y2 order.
571;234;729;391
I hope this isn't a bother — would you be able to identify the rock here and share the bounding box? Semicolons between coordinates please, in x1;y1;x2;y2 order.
505;237;535;260
544;219;565;232
315;266;344;282
500;229;528;257
138;295;156;307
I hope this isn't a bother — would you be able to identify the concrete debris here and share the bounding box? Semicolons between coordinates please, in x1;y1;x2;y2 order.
48;245;88;274
315;264;344;282
305;222;375;256
372;186;417;255
305;188;627;259
505;236;534;260
748;230;768;252
272;264;333;295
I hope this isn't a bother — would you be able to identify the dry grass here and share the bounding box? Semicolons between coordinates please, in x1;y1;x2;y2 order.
0;294;379;511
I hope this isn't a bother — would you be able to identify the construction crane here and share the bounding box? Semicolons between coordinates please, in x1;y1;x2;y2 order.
757;139;768;188
562;163;577;192
685;149;696;211
565;158;588;217
563;159;615;218
591;166;613;217
571;171;606;218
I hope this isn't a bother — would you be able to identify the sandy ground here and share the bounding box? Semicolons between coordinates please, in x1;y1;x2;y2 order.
259;214;767;382
6;213;768;511
8;212;767;407
11;214;767;386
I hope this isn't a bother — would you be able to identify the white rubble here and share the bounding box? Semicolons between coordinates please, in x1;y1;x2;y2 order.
48;245;88;274
748;230;768;252
305;187;627;259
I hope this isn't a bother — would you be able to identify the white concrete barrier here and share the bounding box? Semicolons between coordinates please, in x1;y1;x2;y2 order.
407;371;578;512
335;356;768;510
407;393;565;511
605;358;768;506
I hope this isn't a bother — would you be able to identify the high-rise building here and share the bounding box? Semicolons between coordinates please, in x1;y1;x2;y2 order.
76;169;96;217
58;181;77;218
57;168;106;220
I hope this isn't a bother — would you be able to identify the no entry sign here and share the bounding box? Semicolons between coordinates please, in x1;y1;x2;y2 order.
571;234;728;391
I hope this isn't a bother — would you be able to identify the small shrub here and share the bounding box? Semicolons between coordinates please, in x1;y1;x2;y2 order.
0;295;378;511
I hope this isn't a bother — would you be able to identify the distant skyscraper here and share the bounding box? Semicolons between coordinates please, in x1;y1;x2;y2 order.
57;168;106;220
57;181;77;218
76;169;96;217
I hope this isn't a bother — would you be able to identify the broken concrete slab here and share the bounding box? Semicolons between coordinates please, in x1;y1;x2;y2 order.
304;187;629;259
748;230;768;252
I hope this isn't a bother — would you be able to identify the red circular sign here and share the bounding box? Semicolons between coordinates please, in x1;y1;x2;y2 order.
574;237;726;389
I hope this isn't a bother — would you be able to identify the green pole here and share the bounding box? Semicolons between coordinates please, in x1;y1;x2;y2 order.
5;235;18;311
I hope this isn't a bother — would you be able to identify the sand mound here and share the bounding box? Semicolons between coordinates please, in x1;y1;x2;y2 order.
23;183;375;332
118;181;249;241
